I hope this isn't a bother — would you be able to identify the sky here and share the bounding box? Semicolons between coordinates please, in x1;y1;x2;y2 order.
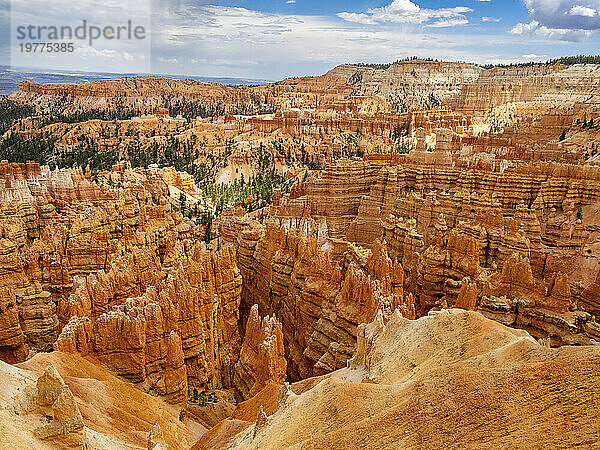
1;0;600;80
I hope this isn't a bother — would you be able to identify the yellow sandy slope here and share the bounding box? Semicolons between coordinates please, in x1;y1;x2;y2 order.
198;309;600;449
0;351;203;449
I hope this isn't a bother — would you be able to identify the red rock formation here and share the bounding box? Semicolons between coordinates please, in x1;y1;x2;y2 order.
54;244;242;404
542;272;572;313
0;287;28;363
579;268;600;316
232;218;413;380
233;304;286;400
266;153;600;344
3;61;600;436
0;164;203;363
456;277;478;310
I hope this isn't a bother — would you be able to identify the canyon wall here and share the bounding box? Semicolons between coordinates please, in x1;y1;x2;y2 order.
452;64;600;115
2;59;600;447
228;217;412;380
329;60;482;109
270;134;600;345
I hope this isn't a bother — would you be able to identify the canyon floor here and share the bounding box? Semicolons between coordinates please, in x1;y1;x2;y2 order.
0;58;599;448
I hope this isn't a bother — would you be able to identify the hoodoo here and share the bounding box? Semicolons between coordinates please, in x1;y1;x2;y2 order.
1;53;600;447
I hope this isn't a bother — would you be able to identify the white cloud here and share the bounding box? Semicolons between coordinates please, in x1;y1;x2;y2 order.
158;56;178;64
148;3;497;78
286;0;296;3
510;20;594;41
337;0;472;27
516;0;600;41
10;0;151;72
569;5;597;16
510;21;539;35
75;47;136;62
149;1;600;79
427;18;469;27
481;16;501;22
13;0;593;79
336;13;377;24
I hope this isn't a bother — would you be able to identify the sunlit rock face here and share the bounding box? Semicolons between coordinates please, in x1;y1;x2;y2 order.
231;217;413;381
264;125;600;345
2;59;600;449
54;244;243;404
233;304;286;400
0;162;199;365
451;64;600;115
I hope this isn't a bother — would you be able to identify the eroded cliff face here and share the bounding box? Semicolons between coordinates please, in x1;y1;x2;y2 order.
1;126;599;412
0;161;194;362
9;78;275;117
0;161;308;406
268;129;600;345
0;287;28;363
7;70;356;118
230;217;413;381
452;64;600;115
2;59;600;448
12;61;600;120
55;243;242;404
329;60;482;110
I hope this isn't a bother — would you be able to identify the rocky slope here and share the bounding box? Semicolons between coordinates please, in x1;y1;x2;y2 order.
197;309;600;449
329;60;482;110
269;129;600;344
0;351;200;449
1;58;600;447
452;63;600;115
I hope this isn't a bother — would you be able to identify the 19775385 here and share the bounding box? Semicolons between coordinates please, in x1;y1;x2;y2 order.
19;42;74;52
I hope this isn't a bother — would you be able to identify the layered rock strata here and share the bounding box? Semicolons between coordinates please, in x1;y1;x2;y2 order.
233;304;286;400
234;218;413;380
55;244;242;404
0;162;199;363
